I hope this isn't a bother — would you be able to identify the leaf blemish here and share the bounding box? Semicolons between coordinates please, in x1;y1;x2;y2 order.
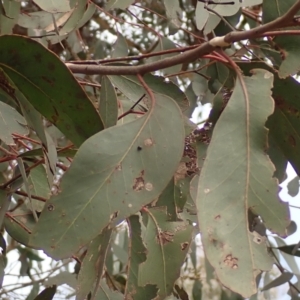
47;204;55;211
33;53;42;63
145;182;153;191
223;254;238;269
181;242;189;251
109;211;119;221
115;164;122;171
48;62;55;71
132;170;145;191
288;135;296;147
41;76;54;86
157;230;174;245
144;138;154;147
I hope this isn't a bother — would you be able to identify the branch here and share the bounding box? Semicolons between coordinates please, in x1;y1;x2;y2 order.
66;42;215;75
66;0;300;76
225;0;300;43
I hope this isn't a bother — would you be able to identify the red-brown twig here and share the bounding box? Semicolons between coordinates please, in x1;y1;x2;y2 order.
66;1;300;76
118;94;146;120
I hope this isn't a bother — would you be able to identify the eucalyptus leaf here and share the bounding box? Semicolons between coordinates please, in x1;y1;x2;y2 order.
100;76;118;128
125;215;158;299
0;35;104;147
139;207;193;299
106;0;135;10
30;93;185;259
0;99;28;146
76;228;112;300
33;0;70;13
197;69;289;297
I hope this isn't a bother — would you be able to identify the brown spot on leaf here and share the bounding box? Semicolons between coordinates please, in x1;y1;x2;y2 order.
0;70;15;98
41;76;54;87
181;242;189;251
215;215;221;220
145;182;153;191
175;162;188;182
223;254;238;269
133;170;145;191
109;211;119;221
51;115;58;123
273;96;285;108
47;204;55;211
76;103;84;110
34;53;42;63
157;230;174;245
115;164;122;171
287;106;299;115
144;138;154;147
288;135;296;147
48;62;55;71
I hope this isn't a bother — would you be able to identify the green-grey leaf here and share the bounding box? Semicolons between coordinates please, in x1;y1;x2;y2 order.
0;35;104;147
274;33;300;78
184;83;197;118
275;244;300;257
18;90;48;147
147;37;181;76
261;272;293;291
112;33;128;58
266;75;300;176
32;0;70;13
100;76;118;128
26;282;39;300
30;93;185;259
18;11;63;29
287;176;299;197
163;0;181;21
0;100;28;145
17;158;38;222
263;0;297;23
125;215;158;299
262;0;300;77
43;131;57;187
106;0;135;10
109;74;189;113
76;228;112;300
272;237;300;275
28;165;50;212
139;207;193;299
33;285;56;300
267;135;287;183
0;0;20;34
46;1;94;45
5;206;36;246
46;271;76;289
156;178;180;221
34;0;71;14
19;147;77;158
94;279;123;300
238;61;300;177
196;69;289;297
0;233;5;288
